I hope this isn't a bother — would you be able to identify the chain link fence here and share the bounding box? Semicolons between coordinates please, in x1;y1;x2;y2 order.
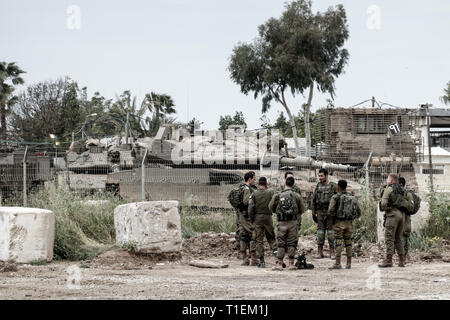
1;106;441;208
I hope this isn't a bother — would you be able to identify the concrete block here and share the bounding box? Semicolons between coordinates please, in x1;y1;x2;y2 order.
114;201;182;253
0;207;55;263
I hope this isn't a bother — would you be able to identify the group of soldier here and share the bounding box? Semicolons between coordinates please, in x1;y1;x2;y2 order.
232;168;417;270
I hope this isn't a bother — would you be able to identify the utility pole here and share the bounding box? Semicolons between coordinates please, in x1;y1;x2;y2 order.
125;108;130;144
426;103;434;192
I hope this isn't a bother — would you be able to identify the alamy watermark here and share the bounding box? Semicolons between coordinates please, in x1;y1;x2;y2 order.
66;265;82;289
67;5;81;30
366;5;381;30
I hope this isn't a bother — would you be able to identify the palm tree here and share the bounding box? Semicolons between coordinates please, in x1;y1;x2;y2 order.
440;81;450;105
0;61;25;139
108;90;148;138
142;92;176;135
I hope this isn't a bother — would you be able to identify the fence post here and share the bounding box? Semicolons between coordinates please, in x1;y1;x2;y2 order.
23;145;28;207
141;148;149;202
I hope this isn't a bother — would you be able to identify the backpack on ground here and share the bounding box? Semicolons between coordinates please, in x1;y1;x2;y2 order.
335;193;359;220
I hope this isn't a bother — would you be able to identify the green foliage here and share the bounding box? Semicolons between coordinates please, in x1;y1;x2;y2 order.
9;78;89;142
121;241;138;253
299;212;317;236
181;207;236;239
218;111;247;131
353;189;378;243
0;61;26;139
28;186;125;260
421;192;450;240
228;0;349;148
440;81;450;105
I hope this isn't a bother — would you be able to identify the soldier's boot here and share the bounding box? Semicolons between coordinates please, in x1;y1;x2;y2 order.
257;257;265;268
288;258;297;270
315;245;324;259
346;256;352;269
329;245;336;260
272;259;284;271
250;252;259;266
378;254;393;268
398;254;406;268
241;251;249;266
329;255;342;270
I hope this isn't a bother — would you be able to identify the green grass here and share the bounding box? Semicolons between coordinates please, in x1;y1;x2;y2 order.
180;207;236;239
28;185;125;260
352;189;378;243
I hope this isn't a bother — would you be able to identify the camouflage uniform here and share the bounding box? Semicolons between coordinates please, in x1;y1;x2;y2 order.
311;182;338;247
269;189;305;259
380;184;413;256
328;192;361;259
403;191;414;256
280;185;303;229
238;185;256;253
248;187;276;259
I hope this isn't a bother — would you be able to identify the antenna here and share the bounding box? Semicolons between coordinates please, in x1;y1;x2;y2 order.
187;85;189;123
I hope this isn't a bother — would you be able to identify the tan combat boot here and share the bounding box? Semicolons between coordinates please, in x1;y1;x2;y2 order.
250;252;259;266
398;254;406;267
272;259;284;271
315;245;324;259
241;251;249;266
329;255;342;269
329;245;336;260
378;254;393;268
288;258;297;270
346;256;352;269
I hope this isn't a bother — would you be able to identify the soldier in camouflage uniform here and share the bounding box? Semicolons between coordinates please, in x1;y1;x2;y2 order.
379;174;413;268
327;180;361;269
269;177;305;271
238;171;258;266
280;172;302;229
398;177;415;263
248;177;277;268
311;168;338;259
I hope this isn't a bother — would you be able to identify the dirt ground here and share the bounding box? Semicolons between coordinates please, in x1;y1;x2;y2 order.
1;234;449;300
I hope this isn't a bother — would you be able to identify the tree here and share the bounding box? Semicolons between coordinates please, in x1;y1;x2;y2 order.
108;90;149;139
142;92;176;136
218;111;247;130
440;81;450;105
0;61;25;140
8;77;84;142
228;0;349;156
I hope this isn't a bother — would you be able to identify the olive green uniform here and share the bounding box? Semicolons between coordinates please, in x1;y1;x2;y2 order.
280;185;303;229
238;184;256;253
328;192;361;258
269;190;305;259
248;187;277;259
380;185;413;255
403;191;414;255
311;182;338;246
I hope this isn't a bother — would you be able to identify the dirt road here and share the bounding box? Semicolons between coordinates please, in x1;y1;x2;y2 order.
1;250;448;300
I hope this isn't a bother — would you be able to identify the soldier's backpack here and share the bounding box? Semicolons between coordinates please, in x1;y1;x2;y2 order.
335;193;359;220
389;184;410;211
227;183;247;210
406;190;421;216
276;190;298;221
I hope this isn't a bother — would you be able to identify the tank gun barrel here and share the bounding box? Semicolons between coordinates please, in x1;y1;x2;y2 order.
279;156;357;172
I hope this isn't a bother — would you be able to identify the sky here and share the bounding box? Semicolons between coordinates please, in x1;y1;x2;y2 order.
1;0;449;130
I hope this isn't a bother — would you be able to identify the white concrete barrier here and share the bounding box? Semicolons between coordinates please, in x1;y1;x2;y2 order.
114;201;182;253
0;207;55;263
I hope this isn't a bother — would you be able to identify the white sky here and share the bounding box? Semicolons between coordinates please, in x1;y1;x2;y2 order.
1;0;449;129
